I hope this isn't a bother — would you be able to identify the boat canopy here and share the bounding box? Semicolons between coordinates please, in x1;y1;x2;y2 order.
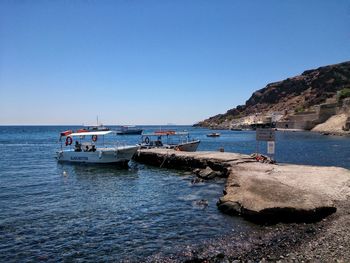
69;131;113;137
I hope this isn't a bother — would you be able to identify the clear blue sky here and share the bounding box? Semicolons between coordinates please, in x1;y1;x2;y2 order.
0;0;349;125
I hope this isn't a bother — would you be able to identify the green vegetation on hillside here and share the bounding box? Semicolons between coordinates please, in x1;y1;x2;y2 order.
337;88;350;102
294;106;305;113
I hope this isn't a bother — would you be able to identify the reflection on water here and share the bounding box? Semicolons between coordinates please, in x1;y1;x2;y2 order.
0;126;349;261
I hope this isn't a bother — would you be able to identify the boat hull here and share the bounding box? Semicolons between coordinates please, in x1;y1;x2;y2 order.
140;140;200;152
116;129;143;135
174;140;200;152
56;146;139;164
207;133;220;137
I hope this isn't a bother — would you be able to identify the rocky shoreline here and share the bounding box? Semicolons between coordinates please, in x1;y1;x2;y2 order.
133;149;350;262
311;113;350;136
207;126;350;137
144;199;350;262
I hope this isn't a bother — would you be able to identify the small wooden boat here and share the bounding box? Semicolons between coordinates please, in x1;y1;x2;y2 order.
60;130;73;137
207;133;220;137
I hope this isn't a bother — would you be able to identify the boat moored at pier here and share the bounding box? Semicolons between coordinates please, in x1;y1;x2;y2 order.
56;130;139;165
140;131;200;152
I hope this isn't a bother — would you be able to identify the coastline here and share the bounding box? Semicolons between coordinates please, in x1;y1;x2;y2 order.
146;199;350;262
134;149;350;262
198;125;350;137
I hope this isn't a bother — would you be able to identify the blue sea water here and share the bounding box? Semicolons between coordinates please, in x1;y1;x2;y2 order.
0;126;349;262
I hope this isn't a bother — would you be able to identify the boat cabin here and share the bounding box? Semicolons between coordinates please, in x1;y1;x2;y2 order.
59;130;111;150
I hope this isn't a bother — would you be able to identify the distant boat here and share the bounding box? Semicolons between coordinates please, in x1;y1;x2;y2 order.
85;124;110;131
154;130;176;135
140;131;200;152
116;126;143;135
60;130;73;136
207;132;220;137
56;130;138;165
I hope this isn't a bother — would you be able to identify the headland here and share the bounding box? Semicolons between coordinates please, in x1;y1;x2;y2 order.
195;61;350;136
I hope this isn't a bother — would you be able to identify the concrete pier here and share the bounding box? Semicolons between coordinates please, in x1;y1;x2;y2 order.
134;149;350;223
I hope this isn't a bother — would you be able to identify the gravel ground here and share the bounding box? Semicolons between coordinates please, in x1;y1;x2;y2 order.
143;200;350;263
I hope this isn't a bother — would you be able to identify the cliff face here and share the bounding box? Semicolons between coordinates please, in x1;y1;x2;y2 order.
196;61;350;127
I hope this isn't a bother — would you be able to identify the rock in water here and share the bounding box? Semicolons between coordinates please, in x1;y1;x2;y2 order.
193;199;209;209
197;166;222;179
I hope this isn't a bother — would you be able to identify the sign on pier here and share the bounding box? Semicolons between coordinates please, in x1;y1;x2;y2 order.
255;128;276;160
256;128;275;141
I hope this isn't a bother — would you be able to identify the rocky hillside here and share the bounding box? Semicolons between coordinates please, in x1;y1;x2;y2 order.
196;61;350;127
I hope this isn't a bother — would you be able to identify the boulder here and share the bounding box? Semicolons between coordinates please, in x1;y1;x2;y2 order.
197;166;222;179
191;177;205;184
217;162;350;224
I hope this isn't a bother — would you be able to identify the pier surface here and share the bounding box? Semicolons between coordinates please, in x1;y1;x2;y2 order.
134;149;350;223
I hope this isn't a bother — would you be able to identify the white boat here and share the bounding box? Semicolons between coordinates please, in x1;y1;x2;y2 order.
140;131;200;152
207;132;220;137
172;140;200;151
85;124;110;131
56;130;139;165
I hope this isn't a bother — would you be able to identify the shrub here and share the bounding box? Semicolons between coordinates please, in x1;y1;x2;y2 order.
337;88;350;101
294;106;305;113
